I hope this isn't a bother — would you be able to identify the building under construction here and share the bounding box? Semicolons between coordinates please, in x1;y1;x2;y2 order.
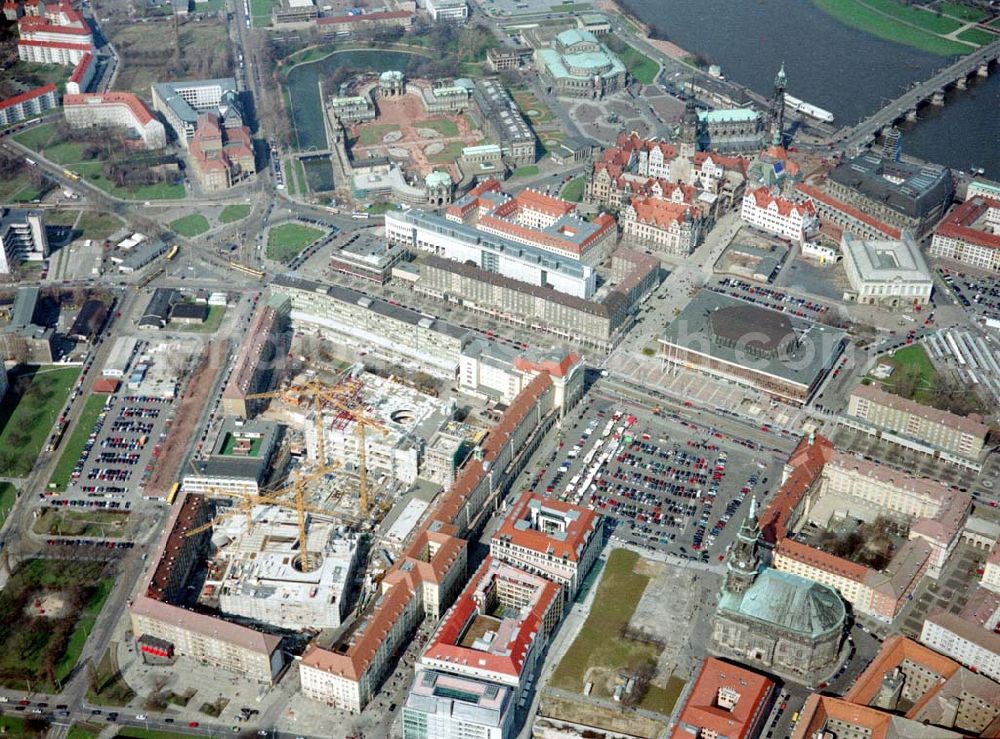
202;506;359;631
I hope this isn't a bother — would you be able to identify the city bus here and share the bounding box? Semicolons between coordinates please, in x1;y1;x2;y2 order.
63;169;80;181
165;244;179;261
166;482;181;505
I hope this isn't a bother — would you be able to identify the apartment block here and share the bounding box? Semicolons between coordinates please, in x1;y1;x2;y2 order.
220;295;290;418
929;196;1000;272
0;84;57;127
64;92;167;149
921;611;1000;683
847;383;989;462
490;491;600;601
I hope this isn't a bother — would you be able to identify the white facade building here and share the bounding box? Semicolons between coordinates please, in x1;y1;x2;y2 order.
740;187;817;243
841;230;933;308
920;612;1000;683
424;0;467;21
930;196;1000;272
64;92;167;149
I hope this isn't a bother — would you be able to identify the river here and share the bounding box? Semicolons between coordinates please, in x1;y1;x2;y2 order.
623;0;1000;177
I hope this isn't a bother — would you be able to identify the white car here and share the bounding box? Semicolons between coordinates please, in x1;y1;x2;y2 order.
136;714;147;720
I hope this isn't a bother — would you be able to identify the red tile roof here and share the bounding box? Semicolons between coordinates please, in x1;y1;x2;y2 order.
513;188;576;218
64;91;155;125
18;13;90;32
671;657;775;739
422;556;560;680
793;695;894;739
17;38;92;49
746;186;815;218
845;635;959;711
796;183;901;239
934;196;1000;251
776;537;870;583
759;434;832;544
628;195;697;228
67;51;92;84
493;491;598;562
512;350;580;378
0;83;56;110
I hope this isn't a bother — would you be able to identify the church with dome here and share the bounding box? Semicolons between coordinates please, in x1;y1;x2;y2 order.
710;498;848;683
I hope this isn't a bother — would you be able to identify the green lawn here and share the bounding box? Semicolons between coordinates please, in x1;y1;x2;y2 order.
56;576;115;682
357;123;402;146
0;716;46;737
367;202;400;215
219;204;252;224
250;0;275;25
78;212;125;242
957;27;996;45
427;140;467;164
14;121;59;151
862;0;963;34
284;158;307;196
170;214;211;238
420;118;460;137
48;393;107;491
938;1;988;21
0;483;17;530
167;305;226;333
513;165;540;177
551;549;683;715
33;508;129;538
615;42;659;84
266;222;324;262
0;171;43;203
561;176;586;202
72;162;186;200
0;366;79;477
194;0;225;10
87;647;135;707
44;210;81;227
809;0;976;54
68;724;103;739
0;559;113;691
879;344;937;403
992;17;1000;28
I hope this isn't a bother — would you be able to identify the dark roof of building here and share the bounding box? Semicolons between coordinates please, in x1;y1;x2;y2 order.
661;291;847;388
9;286;39;330
138;288;176;327
68;299;107;339
170;302;209;321
828;154;953;220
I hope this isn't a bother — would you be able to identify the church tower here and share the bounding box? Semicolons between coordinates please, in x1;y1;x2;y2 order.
724;496;761;595
770;63;787;148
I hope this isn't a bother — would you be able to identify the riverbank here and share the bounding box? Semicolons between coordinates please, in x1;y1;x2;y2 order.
808;0;993;56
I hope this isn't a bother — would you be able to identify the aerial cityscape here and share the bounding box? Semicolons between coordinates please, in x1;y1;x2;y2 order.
0;0;998;735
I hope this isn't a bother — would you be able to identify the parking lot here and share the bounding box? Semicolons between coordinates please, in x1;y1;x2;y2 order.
939;266;1000;322
528;395;782;563
707;277;832;320
46;391;176;510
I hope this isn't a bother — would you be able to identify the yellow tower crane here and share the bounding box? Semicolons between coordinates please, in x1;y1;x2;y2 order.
242;378;340;468
318;377;388;518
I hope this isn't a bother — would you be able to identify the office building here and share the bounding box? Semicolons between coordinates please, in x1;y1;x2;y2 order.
670;658;775;739
64;92;167;149
459;342;583;413
620;195;702;256
423;0;467;21
387;183;611;299
795;182;903;240
486;47;532;72
183;418;281;497
930;196;1000;272
151;79;243;148
315;10;413;38
740;187;818;243
221;295;290;418
826;154;954;237
418;247;658;351
659;292;847;406
402;671;515;739
329;237;406;285
847;383;989;463
271;0;318;25
272;274;471;377
490;492;600;602
419;556;562;692
921;611;1000;684
0;207;48;273
841;230;933;308
535;29;627;99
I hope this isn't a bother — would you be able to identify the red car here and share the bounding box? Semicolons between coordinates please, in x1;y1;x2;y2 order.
189;722;199;728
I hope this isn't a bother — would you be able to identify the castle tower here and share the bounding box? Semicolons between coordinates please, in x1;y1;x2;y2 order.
678;78;700;147
724;496;761;595
770;62;787;148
